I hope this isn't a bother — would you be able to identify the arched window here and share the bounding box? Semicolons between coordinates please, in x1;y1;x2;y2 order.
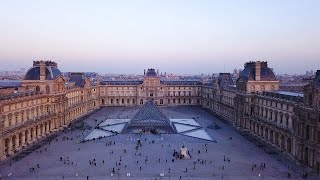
306;125;310;140
251;85;255;92
35;86;40;92
261;85;265;92
309;93;313;106
46;85;50;94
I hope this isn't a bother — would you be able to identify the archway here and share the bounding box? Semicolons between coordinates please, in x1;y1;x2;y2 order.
18;132;23;147
4;138;9;155
264;128;269;140
270;130;274;143
287;138;292;154
31;128;34;140
25;130;29;143
12;135;17;150
280;135;285;149
304;147;309;166
275;132;279;146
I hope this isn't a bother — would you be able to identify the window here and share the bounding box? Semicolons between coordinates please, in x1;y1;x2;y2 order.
35;86;40;92
309;93;313;106
251;85;255;92
46;85;50;94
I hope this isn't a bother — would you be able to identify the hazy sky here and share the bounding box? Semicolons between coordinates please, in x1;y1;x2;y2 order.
0;0;319;74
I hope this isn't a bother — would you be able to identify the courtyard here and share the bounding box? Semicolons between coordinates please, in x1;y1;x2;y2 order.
0;106;310;180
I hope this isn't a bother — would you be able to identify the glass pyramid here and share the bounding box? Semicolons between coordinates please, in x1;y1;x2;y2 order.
123;100;176;133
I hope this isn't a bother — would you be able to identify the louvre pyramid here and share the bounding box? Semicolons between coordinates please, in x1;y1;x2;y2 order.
123;100;176;133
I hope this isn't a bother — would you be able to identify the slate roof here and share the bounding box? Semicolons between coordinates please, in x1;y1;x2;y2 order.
218;73;234;88
262;91;303;102
100;80;143;85
24;66;62;80
0;80;21;88
161;80;202;85
239;62;276;81
145;68;157;77
123;100;176;133
68;73;86;87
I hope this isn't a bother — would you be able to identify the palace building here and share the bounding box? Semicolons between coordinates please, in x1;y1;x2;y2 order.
0;60;319;172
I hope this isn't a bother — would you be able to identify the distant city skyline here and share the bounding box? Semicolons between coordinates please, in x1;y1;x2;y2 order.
0;0;319;74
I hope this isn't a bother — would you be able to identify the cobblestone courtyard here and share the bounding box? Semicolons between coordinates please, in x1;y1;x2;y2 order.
0;106;312;180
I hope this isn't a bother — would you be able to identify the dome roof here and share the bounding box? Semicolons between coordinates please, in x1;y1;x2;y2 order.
239;61;276;81
24;61;62;80
145;68;158;77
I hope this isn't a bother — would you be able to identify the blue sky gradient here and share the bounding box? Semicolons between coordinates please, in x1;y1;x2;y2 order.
0;0;319;74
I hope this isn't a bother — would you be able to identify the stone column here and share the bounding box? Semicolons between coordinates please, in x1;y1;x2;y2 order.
21;132;25;146
0;138;4;160
8;138;12;155
36;126;40;139
33;128;36;141
14;136;19;150
27;130;31;143
46;122;50;133
42;124;45;136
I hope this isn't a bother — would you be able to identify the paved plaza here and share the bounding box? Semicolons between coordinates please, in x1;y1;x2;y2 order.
0;106;313;180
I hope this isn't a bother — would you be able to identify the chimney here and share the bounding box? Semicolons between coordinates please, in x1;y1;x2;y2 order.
144;69;146;75
255;61;261;81
157;69;159;75
40;60;46;81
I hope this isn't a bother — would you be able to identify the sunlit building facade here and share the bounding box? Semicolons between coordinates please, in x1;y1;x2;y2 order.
0;60;319;172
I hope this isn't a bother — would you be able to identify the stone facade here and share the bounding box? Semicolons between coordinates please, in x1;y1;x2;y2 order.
0;61;319;173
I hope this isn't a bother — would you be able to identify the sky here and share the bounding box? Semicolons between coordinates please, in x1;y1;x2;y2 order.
0;0;319;74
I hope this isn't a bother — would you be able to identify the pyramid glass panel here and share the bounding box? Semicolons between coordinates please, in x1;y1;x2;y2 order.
123;100;176;133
